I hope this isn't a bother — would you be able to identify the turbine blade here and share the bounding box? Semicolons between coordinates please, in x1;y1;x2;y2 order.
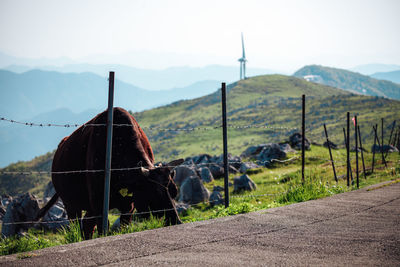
241;33;246;59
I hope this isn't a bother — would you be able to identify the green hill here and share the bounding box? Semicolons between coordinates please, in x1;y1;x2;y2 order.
1;74;400;196
134;74;399;161
0;152;54;197
293;65;400;100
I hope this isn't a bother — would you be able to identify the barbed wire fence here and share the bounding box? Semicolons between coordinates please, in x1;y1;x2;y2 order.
0;85;398;230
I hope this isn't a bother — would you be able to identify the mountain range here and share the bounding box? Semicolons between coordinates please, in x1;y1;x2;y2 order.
1;63;400;167
2;73;400;196
293;65;400;100
371;70;400;84
3;64;276;91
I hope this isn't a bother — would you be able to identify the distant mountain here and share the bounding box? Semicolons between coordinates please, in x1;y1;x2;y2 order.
3;73;400;195
0;69;222;120
3;64;276;91
0;69;222;166
351;63;400;75
0;108;97;167
293;65;400;100
371;70;400;84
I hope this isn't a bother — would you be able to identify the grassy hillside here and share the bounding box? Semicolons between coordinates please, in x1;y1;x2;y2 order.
1;74;399;196
0;152;54;196
134;74;400;162
293;65;400;100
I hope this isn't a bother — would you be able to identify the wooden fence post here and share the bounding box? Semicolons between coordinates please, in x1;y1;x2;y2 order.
357;125;366;179
323;124;337;182
371;124;377;174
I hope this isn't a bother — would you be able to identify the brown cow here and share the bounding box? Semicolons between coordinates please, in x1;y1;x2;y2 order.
37;107;182;239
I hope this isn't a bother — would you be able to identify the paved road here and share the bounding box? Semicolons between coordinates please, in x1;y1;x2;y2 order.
1;180;399;266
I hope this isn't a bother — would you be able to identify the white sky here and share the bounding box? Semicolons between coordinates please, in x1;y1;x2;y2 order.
0;0;399;71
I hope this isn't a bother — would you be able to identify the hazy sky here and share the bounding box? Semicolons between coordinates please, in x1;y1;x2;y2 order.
0;0;399;71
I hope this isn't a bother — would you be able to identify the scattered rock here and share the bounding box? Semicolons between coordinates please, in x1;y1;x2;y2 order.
239;162;260;173
233;174;257;193
40;182;69;231
241;145;265;158
1;193;40;238
350;146;367;153
175;202;191;214
279;143;296;153
173;165;198;186
323;140;338;149
209;188;224;207
198;167;214;183
1;194;12;207
257;143;287;166
178;176;210;204
371;144;398;153
207;163;224;179
289;132;311;150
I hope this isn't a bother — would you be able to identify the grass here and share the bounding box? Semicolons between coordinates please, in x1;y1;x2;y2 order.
0;145;398;256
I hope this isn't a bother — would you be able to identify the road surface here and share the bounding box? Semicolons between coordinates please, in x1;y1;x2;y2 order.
1;180;399;266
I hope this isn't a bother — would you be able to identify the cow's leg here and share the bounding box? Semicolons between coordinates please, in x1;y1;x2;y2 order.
66;209;84;237
82;211;97;239
119;202;134;228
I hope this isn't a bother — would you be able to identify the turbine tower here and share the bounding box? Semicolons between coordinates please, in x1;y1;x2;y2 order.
238;33;247;80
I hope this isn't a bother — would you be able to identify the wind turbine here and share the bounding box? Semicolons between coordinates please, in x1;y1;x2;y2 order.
238;33;247;80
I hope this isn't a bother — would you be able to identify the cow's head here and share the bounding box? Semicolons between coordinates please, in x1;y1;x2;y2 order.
123;159;183;225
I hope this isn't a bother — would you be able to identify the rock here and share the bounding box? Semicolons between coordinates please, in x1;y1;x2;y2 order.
110;217;121;232
371;144;398;153
233;174;257;193
279;143;296;153
0;205;6;221
42;201;69;231
228;165;239;174
192;154;212;164
178;176;210;204
173;165;198;186
208;163;224;179
289;132;311;150
257;143;287;166
350;146;367;153
1;194;12;207
1;193;40;237
198;167;214;183
175;202;191;214
323;140;338;149
241;145;265;158
209;189;224;207
239;162;260;173
40;182;69;230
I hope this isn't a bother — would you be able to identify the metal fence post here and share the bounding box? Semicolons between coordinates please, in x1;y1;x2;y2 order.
301;94;305;184
346;112;350;187
102;71;115;236
354;116;359;188
221;83;229;208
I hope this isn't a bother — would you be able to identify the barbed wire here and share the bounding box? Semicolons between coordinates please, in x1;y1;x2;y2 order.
0;157;302;176
1;117;300;132
1;190;287;227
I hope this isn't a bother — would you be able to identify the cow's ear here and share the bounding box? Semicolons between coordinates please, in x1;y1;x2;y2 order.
166;159;184;171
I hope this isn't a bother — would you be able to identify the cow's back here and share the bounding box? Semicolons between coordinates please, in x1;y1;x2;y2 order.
51;107;154;214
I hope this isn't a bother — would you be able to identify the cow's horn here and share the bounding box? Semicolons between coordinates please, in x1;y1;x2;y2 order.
140;167;150;176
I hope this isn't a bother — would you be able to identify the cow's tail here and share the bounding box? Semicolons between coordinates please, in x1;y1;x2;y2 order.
36;192;59;221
